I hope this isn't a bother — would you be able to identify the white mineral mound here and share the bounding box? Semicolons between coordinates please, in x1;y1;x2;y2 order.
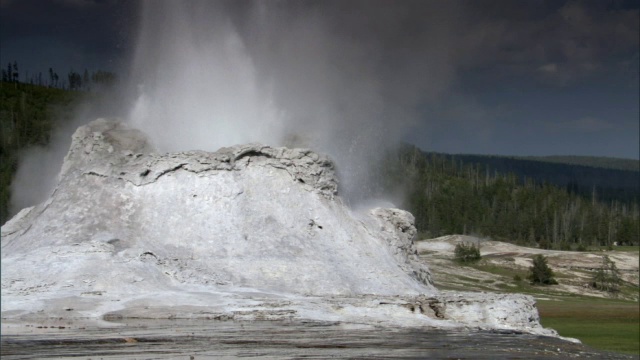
1;119;555;336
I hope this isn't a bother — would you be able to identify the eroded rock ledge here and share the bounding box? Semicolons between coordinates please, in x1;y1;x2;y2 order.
60;118;338;198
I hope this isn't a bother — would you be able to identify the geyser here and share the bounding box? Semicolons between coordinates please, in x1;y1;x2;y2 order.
129;1;284;153
126;1;455;203
1;119;556;335
9;0;464;216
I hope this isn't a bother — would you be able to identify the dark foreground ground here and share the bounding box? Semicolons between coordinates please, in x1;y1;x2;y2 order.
1;320;636;359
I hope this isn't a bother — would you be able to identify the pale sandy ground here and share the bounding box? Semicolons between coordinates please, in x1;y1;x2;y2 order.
417;235;639;301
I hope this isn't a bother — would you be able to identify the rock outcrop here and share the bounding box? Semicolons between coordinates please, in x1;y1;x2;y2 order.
1;119;556;337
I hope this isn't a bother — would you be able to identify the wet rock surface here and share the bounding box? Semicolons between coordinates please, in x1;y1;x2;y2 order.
1;320;633;359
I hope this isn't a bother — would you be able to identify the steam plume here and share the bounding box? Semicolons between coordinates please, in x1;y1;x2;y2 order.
127;1;459;202
9;0;461;220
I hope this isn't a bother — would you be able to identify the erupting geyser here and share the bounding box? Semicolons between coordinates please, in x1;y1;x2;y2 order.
126;1;445;203
2;1;559;338
10;0;461;212
1;119;554;335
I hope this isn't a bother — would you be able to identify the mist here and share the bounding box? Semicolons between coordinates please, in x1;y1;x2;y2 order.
9;95;132;217
9;0;463;220
127;1;460;203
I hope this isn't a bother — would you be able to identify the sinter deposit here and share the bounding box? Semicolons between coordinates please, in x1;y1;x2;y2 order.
2;119;556;336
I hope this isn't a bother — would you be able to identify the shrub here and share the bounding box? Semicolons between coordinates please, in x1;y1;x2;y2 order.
538;239;551;250
592;255;622;293
528;254;558;285
454;242;481;263
513;274;523;282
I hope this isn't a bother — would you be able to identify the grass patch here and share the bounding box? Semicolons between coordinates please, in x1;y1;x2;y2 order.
618;283;640;301
454;275;481;283
611;246;640;253
469;261;533;279
468;262;514;277
418;250;438;256
537;298;640;355
590;246;639;253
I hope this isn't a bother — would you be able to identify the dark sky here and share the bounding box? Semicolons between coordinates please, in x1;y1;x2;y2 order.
1;0;638;159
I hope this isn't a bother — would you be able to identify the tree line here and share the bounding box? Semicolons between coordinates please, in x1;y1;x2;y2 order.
0;80;85;223
452;154;639;206
1;61;116;91
380;145;639;248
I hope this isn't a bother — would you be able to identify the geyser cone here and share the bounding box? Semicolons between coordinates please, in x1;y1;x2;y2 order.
1;120;556;335
2;119;433;298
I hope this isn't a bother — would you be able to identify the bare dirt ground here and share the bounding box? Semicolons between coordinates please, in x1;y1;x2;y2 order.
417;235;640;301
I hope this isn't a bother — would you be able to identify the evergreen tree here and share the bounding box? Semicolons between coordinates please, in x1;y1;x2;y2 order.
83;69;90;90
592;255;622;293
48;68;54;87
528;255;558;285
454;242;481;263
12;62;19;82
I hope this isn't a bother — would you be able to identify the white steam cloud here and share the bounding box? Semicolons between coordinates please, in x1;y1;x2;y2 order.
8;1;461;221
129;2;284;151
9;98;131;217
126;1;459;202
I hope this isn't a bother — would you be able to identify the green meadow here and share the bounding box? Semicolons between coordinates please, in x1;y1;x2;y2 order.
537;298;640;355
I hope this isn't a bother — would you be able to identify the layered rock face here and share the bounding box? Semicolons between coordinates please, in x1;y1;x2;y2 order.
1;119;553;336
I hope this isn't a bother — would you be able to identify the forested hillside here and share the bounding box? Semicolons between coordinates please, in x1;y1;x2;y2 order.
1;64;118;224
0;81;84;223
381;146;639;248
451;154;639;206
518;155;639;172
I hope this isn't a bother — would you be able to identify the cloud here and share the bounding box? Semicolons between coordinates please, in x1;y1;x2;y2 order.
548;116;614;132
458;0;639;85
0;0;137;72
53;0;112;7
0;0;15;8
538;63;559;73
